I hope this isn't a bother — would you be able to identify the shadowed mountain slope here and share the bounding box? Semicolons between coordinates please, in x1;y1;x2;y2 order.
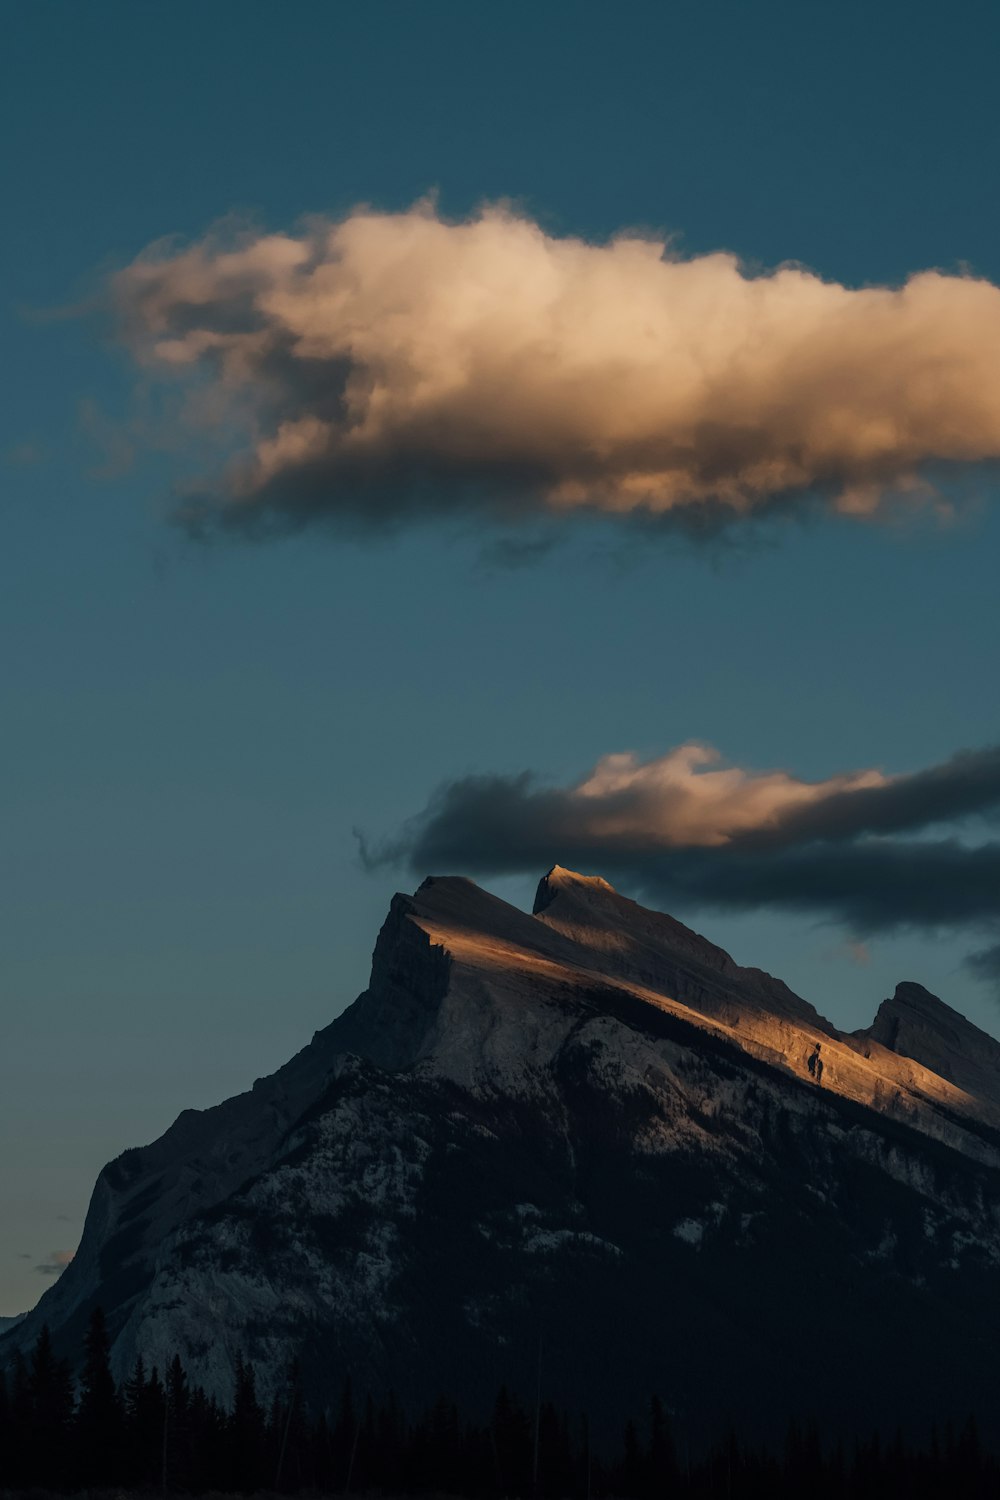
5;868;1000;1446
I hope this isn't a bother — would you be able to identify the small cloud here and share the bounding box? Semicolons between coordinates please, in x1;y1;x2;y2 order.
475;532;560;572
824;939;871;967
34;1250;74;1278
4;441;43;467
77;397;136;480
965;942;1000;998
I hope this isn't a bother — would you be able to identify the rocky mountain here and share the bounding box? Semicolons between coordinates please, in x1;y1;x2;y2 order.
5;867;1000;1447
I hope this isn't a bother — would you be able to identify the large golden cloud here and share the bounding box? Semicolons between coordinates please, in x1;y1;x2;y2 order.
115;203;1000;533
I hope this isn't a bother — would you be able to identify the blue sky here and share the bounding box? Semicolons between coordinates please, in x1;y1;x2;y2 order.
3;0;1000;1314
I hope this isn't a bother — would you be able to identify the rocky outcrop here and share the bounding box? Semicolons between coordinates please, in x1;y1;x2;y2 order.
857;981;1000;1113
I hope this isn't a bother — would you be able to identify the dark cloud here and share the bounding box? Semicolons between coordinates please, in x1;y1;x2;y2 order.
474;531;561;572
364;778;1000;931
624;839;1000;932
965;943;1000;991
361;742;1000;981
732;745;1000;850
34;1250;73;1278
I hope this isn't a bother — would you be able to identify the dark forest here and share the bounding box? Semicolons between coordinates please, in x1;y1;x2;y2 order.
0;1311;994;1499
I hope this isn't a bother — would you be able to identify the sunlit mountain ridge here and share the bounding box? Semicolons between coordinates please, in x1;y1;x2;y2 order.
5;867;1000;1446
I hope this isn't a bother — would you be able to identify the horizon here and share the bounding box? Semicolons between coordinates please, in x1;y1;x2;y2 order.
3;0;1000;1322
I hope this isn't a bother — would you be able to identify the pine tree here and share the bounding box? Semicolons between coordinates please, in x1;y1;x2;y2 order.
6;1351;32;1487
230;1353;266;1491
621;1416;644;1498
76;1305;122;1484
27;1325;74;1487
127;1356;168;1487
0;1366;9;1488
332;1373;357;1490
375;1388;406;1494
163;1352;196;1489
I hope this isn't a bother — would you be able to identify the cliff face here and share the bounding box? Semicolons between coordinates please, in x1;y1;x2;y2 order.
6;868;1000;1444
857;980;1000;1111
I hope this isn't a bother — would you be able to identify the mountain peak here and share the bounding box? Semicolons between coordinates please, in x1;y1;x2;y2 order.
892;979;956;1009
533;864;617;913
860;980;1000;1108
364;873;998;1138
533;863;741;980
869;980;985;1050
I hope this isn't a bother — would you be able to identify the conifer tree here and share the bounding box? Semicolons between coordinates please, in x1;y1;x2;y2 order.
5;1351;32;1487
161;1351;194;1490
646;1393;677;1496
621;1416;644;1499
332;1373;357;1490
0;1367;9;1487
27;1325;74;1487
76;1305;123;1484
493;1383;532;1496
272;1360;305;1493
230;1353;266;1491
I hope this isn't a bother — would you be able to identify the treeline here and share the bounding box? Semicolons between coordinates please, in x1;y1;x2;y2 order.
1;1311;997;1498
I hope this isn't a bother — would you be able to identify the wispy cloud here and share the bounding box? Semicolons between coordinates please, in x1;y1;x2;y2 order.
3;441;44;468
112;202;1000;539
361;741;1000;983
34;1249;74;1278
965;943;1000;995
